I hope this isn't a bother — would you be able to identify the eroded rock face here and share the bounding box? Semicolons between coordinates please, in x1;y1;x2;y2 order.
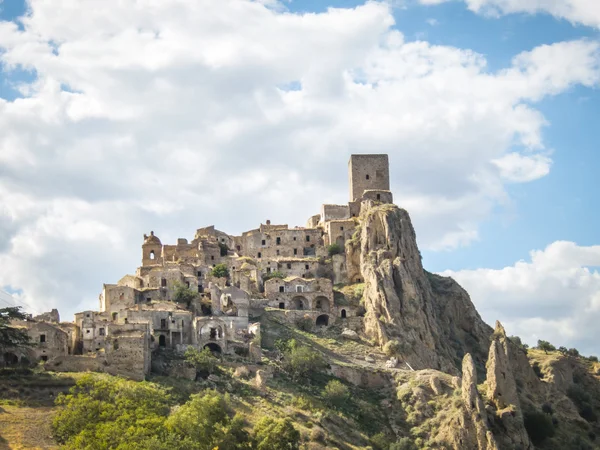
355;202;492;373
486;322;533;450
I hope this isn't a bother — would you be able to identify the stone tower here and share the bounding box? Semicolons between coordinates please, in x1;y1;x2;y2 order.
348;154;390;202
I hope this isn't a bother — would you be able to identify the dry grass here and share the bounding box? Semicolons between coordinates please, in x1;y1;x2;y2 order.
0;405;57;449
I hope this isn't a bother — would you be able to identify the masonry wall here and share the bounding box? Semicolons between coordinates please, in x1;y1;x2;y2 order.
348;154;390;201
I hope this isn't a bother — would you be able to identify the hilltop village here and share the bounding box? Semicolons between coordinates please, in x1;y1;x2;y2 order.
4;155;393;380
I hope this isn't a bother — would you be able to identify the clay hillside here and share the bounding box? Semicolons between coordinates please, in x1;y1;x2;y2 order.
2;155;600;450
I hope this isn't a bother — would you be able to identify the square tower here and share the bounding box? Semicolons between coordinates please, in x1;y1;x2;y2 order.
348;154;390;201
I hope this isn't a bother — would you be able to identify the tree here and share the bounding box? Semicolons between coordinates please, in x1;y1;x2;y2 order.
523;410;555;445
280;339;327;382
184;347;217;376
558;346;568;356
537;340;556;354
211;263;230;279
567;348;580;358
253;417;300;450
383;340;401;357
166;391;249;450
327;243;343;256
0;307;31;352
173;283;198;308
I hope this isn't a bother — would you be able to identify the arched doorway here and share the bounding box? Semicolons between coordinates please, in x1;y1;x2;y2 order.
204;343;222;355
3;352;18;365
291;296;307;310
314;296;330;312
316;315;329;327
341;309;347;319
158;335;166;347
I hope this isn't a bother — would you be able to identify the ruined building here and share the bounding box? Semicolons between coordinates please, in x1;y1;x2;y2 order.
4;155;393;380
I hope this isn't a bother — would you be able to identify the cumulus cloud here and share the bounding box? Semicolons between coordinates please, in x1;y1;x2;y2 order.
419;0;600;29
443;241;600;355
0;0;599;318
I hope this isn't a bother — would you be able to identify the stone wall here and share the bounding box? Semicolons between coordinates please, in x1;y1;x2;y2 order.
348;154;390;202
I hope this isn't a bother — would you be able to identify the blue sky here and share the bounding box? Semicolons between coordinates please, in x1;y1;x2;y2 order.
1;0;600;353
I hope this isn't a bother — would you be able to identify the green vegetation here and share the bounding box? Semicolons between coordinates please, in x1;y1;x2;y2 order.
262;271;285;281
211;263;230;278
219;242;229;257
277;338;328;382
567;384;598;422
383;339;401;357
252;417;300;450
184;347;217;376
173;283;198;308
322;380;350;408
0;306;31;352
327;243;343;256
51;374;300;450
523;410;555;445
536;340;556;354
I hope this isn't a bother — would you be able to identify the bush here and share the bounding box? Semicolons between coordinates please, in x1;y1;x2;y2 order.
559;346;568;355
185;347;217;376
567;384;597;422
383;340;401;357
280;339;327;382
537;340;556;354
390;437;418;450
253;417;300;450
523;410;555;445
322;380;350;408
327;243;343;256
263;271;285;281
219;242;229;257
166;391;250;449
589;355;599;363
369;432;393;450
296;316;314;332
173;283;198;307
310;427;325;442
211;263;229;278
568;348;581;357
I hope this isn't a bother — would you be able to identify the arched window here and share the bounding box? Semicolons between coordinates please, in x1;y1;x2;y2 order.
341;309;347;319
150;250;155;260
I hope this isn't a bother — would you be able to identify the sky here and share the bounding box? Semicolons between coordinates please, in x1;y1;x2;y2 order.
1;0;599;355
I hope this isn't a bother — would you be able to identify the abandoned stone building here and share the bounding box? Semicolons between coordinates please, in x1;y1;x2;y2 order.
4;154;392;380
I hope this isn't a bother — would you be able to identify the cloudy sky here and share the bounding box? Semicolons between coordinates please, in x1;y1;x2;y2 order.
1;0;599;355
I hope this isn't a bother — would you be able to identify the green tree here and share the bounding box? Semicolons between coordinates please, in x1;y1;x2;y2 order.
166;391;249;450
211;263;230;278
184;346;217;376
383;339;401;356
567;348;580;357
327;243;343;256
322;379;350;408
52;374;172;449
390;437;418;450
558;346;568;355
280;339;327;382
173;283;198;308
537;340;556;354
0;307;31;352
252;417;300;450
523;410;555;445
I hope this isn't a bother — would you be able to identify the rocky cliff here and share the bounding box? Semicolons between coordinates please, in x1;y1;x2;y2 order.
349;201;492;374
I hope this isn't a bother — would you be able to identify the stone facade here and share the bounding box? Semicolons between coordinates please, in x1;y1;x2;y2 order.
8;154;391;379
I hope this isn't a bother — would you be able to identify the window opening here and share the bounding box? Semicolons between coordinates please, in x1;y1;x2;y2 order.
40;334;46;343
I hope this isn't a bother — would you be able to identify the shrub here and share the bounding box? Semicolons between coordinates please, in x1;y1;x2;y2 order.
369;432;393;450
567;384;597;422
310;427;325;442
327;243;343;256
322;380;350;408
263;271;285;281
589;355;599;363
211;263;229;278
281;339;327;382
537;340;556;354
390;437;418;450
166;391;249;449
542;403;553;415
523;410;555;445
253;417;300;450
383;340;402;357
296;316;314;332
219;242;229;257
559;346;568;355
185;347;217;376
568;348;581;357
173;283;198;307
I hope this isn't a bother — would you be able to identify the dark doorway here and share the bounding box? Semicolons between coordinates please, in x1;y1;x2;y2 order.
159;335;166;347
3;352;18;365
204;343;222;355
316;315;329;327
279;302;285;309
341;309;347;319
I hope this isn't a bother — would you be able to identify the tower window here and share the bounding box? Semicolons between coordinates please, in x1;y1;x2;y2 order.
276;237;281;245
293;248;298;255
150;250;155;260
306;236;310;242
258;252;262;258
366;174;370;180
262;239;266;245
40;334;46;343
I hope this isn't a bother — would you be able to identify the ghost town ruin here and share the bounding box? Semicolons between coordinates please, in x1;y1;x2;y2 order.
3;155;393;381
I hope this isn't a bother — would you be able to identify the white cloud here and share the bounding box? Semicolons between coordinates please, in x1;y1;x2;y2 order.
0;0;599;318
442;241;600;355
426;18;440;26
419;0;600;28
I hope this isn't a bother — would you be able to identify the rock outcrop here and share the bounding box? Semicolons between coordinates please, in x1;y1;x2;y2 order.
351;202;492;373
